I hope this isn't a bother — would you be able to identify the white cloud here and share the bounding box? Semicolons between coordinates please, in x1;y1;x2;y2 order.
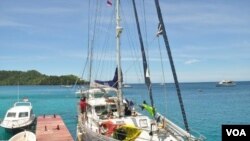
184;59;200;65
140;1;250;36
0;19;31;27
10;7;80;15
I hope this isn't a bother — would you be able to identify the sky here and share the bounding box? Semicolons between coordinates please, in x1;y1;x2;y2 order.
0;0;250;83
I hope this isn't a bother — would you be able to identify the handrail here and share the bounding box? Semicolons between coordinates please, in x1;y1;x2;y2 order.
156;113;205;141
14;102;32;107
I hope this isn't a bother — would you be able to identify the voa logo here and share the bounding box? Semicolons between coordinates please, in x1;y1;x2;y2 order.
226;129;246;136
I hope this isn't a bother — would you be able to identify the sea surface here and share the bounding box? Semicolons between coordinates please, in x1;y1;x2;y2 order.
0;82;250;140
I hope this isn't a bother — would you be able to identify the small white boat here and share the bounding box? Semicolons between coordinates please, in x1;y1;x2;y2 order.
216;80;236;87
9;130;36;141
160;82;166;86
0;99;35;131
123;84;132;88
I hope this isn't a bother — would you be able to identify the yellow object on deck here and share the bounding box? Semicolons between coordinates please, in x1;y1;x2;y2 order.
113;125;141;141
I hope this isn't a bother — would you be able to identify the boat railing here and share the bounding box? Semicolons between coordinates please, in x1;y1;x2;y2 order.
156;113;206;141
188;128;206;141
14;102;32;107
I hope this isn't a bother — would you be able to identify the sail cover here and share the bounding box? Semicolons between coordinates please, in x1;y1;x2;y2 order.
94;67;122;89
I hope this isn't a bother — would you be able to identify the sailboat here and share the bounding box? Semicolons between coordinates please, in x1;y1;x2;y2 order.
77;0;205;141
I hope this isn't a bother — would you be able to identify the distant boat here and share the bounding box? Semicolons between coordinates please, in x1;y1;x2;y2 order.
8;130;36;141
61;85;73;88
123;84;132;88
0;99;35;131
216;80;236;87
160;82;166;86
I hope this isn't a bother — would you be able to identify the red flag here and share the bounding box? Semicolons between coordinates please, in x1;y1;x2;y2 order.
107;0;112;6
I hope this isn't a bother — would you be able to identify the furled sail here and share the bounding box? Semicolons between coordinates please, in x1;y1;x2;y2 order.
94;67;122;89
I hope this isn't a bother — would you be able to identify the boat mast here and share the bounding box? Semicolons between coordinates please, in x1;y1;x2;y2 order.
154;0;190;132
17;81;20;102
116;0;124;117
132;0;155;116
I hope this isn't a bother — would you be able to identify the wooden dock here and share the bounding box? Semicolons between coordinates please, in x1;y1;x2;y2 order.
36;115;74;141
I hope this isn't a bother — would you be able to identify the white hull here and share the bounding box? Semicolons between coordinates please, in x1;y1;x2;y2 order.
76;93;204;141
9;130;36;141
216;84;236;87
216;80;236;87
1;116;35;130
77;113;203;141
123;84;132;88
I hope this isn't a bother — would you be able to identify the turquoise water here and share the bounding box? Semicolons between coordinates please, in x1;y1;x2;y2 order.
0;86;77;140
1;82;250;140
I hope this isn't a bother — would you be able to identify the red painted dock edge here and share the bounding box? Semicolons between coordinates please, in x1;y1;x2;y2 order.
36;115;74;141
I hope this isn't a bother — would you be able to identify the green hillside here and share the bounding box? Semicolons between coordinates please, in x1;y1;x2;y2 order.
0;70;86;85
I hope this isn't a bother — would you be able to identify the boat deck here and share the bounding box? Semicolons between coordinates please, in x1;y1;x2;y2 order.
36;115;74;141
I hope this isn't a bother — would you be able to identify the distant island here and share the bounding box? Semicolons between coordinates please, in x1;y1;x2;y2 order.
0;70;87;85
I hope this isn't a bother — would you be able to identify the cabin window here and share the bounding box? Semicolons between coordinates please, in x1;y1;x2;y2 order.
7;112;16;117
19;112;28;117
106;92;116;97
139;119;148;128
95;105;106;115
110;104;117;112
94;92;105;98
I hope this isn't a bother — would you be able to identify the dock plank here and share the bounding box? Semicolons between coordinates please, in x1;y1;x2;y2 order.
36;115;74;141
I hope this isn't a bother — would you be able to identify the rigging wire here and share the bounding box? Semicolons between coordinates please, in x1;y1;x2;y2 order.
88;0;100;85
141;0;150;70
142;0;149;50
120;1;144;83
157;37;168;117
132;0;155;116
94;0;112;80
93;0;105;79
73;0;93;89
95;3;116;81
154;0;190;132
